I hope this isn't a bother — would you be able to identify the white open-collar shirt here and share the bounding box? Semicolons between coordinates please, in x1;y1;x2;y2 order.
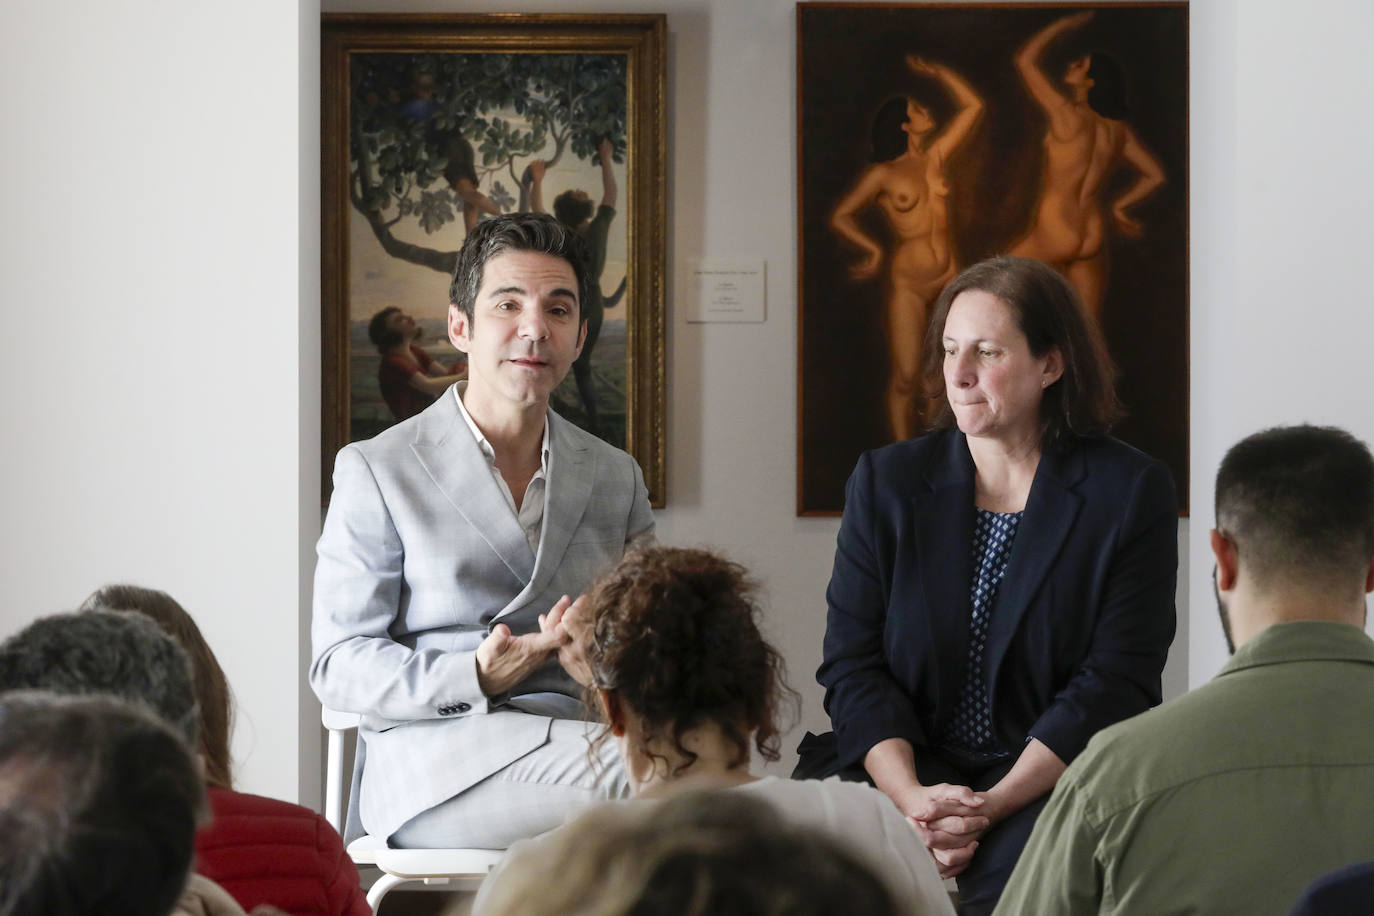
453;382;549;556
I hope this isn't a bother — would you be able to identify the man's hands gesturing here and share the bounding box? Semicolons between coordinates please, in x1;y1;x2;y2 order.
474;596;574;697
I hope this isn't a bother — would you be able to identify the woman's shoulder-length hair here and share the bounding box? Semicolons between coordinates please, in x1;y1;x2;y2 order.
921;255;1123;451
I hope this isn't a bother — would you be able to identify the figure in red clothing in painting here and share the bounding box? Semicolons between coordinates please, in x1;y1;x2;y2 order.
368;306;466;422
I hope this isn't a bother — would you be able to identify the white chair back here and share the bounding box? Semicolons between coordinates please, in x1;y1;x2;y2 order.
320;706;505;910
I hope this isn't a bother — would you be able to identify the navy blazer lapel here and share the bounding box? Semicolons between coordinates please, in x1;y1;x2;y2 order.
409;395;536;585
914;432;977;707
521;411;593;605
984;444;1086;691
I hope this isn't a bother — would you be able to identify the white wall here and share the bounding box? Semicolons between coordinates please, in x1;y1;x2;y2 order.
0;0;322;803
5;0;1371;802
1188;0;1374;685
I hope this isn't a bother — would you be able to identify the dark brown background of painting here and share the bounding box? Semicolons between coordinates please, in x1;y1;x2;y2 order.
798;3;1188;515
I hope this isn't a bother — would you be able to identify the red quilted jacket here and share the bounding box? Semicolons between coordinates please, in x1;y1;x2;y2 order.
195;787;370;916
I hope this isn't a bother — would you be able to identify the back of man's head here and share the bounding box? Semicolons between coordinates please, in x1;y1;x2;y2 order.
0;610;198;745
0;692;204;916
1216;424;1374;596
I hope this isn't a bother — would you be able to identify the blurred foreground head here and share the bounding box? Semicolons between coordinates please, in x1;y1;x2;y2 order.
476;789;898;916
0;692;204;916
0;608;198;747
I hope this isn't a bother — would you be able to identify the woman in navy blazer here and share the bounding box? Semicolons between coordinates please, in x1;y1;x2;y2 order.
816;257;1177;915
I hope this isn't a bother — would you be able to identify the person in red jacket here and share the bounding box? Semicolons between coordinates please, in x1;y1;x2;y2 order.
81;585;370;916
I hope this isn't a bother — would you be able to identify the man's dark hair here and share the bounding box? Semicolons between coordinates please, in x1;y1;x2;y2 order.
0;692;205;916
923;255;1123;450
447;212;591;324
367;306;404;352
1216;424;1374;590
0;610;198;746
552;190;595;229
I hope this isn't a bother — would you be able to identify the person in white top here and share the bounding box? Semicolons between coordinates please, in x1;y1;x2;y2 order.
475;545;954;915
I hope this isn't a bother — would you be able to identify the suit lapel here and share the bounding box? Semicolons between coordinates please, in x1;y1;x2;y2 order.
520;412;593;606
409;395;536;585
914;432;977;712
984;445;1086;688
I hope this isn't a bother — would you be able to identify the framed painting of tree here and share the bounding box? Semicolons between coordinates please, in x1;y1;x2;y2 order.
796;4;1188;515
322;14;667;505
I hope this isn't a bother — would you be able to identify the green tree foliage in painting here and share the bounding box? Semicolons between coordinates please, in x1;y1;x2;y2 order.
350;52;627;274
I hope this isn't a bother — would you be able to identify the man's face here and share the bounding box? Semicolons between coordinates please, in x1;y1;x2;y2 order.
1212;563;1237;655
448;249;586;418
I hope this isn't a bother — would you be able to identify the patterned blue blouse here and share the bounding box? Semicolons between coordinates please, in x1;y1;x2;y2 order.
941;507;1023;761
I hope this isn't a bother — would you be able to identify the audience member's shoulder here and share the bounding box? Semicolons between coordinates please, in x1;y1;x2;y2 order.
172;873;250;916
1065;690;1224;806
207;786;320;821
201;787;331;852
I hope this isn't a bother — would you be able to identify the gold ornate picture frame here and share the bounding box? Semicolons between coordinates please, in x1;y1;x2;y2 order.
322;13;667;505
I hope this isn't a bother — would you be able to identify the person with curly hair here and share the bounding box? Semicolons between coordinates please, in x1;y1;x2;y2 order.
475;546;954;915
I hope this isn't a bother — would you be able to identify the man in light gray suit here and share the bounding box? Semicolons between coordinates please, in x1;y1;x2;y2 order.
311;212;654;848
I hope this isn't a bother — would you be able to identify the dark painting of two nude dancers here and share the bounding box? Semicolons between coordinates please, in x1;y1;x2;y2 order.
797;4;1187;515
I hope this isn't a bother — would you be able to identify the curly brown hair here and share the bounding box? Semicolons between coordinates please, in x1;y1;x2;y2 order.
583;546;798;776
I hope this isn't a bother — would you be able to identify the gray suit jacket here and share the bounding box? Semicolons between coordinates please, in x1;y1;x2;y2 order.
310;390;654;838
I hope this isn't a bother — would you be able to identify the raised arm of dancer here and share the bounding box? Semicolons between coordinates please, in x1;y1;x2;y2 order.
830;166;888;280
1111;127;1166;235
908;57;985;159
597;137;618;211
1015;11;1093;112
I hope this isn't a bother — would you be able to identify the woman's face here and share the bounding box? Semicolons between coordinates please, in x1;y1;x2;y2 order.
942;290;1062;446
1064;55;1093;88
903;99;934;135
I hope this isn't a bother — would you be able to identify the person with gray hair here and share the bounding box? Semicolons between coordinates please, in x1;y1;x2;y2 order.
997;424;1374;915
313;210;654;849
0;609;198;744
0;691;205;916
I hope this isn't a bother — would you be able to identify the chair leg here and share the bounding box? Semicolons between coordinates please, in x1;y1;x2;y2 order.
366;872;409;913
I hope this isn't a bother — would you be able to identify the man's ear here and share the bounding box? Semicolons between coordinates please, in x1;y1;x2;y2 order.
449;304;471;352
1210;528;1239;591
1364;556;1374;594
599;688;626;737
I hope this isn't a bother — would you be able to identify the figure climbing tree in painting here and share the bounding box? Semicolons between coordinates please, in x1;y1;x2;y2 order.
1010;11;1166;319
526;138;623;436
348;52;627;276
